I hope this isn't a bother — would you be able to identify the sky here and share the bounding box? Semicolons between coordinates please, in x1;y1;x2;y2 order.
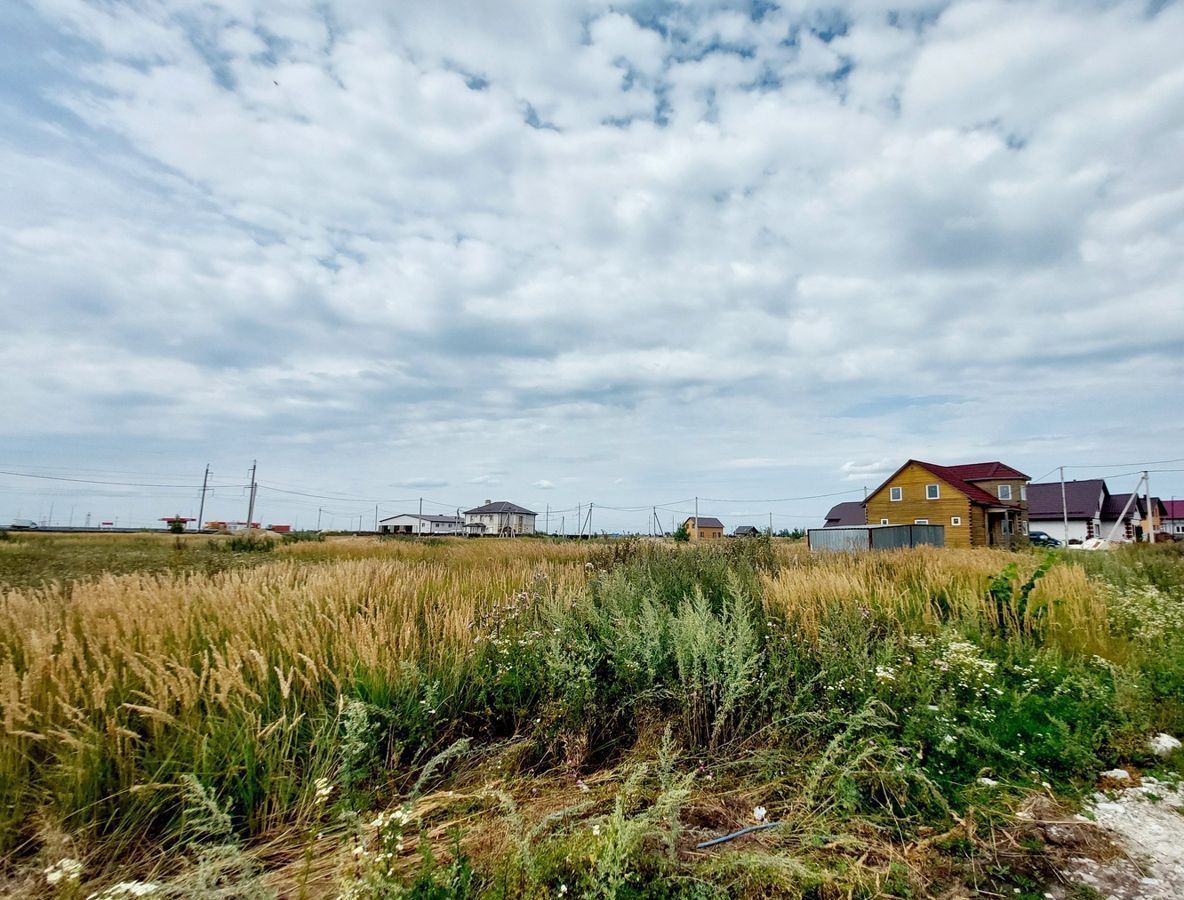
2;0;1183;533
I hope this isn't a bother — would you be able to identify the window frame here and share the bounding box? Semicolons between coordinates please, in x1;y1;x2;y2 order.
998;485;1012;501
914;518;929;525
889;486;903;502
926;483;940;500
880;518;889;525
951;516;962;526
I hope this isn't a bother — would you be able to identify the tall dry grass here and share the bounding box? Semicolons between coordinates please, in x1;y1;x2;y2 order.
0;539;589;858
763;546;1111;654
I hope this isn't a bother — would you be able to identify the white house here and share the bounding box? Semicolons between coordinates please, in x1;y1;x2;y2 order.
463;500;537;536
1030;479;1167;543
379;514;463;535
1164;500;1184;538
1028;479;1107;543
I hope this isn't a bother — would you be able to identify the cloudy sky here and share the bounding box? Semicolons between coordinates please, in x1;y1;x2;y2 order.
2;0;1183;531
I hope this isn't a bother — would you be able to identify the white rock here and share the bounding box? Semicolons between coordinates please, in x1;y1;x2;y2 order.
977;777;999;787
1148;733;1182;757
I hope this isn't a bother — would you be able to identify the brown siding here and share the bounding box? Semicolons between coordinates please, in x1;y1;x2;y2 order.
970;507;988;548
683;519;725;541
865;463;974;549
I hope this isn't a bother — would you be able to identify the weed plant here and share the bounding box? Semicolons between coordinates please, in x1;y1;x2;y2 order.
1;535;1181;897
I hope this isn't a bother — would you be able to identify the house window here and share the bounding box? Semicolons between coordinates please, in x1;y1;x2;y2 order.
890;486;903;502
880;518;889;525
998;485;1012;500
915;519;929;525
926;484;940;500
951;516;961;526
1020;485;1027;501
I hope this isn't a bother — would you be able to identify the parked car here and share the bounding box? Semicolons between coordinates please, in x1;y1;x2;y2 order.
9;519;38;530
1027;530;1061;547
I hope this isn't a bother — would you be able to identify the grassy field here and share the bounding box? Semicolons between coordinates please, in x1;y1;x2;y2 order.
1;532;1182;898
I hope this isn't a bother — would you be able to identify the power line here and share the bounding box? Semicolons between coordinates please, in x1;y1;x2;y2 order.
1064;457;1184;469
0;469;242;490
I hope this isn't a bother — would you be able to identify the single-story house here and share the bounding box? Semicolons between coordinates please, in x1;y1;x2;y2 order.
823;501;866;528
1029;479;1168;543
865;460;1029;549
1028;479;1107;543
379;514;463;535
1164;499;1184;538
683;516;725;541
464;500;537;536
1101;493;1166;543
734;525;760;537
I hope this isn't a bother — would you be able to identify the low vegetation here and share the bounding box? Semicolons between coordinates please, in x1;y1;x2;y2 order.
1;534;1182;897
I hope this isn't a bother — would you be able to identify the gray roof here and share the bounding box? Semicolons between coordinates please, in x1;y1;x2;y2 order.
824;501;866;527
734;525;759;535
464;501;537;516
1029;480;1107;520
380;514;463;524
686;516;725;529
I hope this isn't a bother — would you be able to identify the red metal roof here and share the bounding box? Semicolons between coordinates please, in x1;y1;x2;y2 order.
944;461;1030;482
869;460;1024;508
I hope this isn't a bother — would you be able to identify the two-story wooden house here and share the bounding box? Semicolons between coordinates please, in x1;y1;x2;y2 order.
682;516;725;541
864;460;1030;549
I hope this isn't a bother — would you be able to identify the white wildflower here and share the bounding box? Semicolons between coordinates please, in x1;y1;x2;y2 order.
313;777;333;802
753;805;767;823
88;882;160;898
45;858;83;886
591;823;600;836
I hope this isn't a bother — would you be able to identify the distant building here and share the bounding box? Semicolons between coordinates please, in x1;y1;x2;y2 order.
1029;479;1168;542
823;501;865;528
734;525;760;537
463;501;537;537
379;514;463;535
1028;479;1107;543
1101;493;1166;543
683;516;724;541
1164;500;1184;538
865;460;1029;549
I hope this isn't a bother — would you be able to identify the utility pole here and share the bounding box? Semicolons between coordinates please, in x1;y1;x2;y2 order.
1059;466;1069;546
1145;471;1154;543
577;503;582;539
419;497;424;535
560;515;564;538
545;504;550;535
588;502;594;537
197;463;210;533
246;460;258;531
694;496;699;542
317;507;323;531
374;504;379;532
769;512;773;536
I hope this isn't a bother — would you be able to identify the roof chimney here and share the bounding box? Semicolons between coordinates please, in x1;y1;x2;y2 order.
485;499;491;506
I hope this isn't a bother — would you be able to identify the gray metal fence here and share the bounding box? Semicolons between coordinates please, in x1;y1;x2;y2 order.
807;524;946;552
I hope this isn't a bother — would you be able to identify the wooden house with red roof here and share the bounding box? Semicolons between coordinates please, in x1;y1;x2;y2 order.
864;460;1030;549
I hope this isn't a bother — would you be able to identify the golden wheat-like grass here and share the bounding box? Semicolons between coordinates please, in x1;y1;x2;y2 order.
762;546;1110;653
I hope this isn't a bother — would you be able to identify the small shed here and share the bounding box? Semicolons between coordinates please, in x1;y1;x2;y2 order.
807;524;945;552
